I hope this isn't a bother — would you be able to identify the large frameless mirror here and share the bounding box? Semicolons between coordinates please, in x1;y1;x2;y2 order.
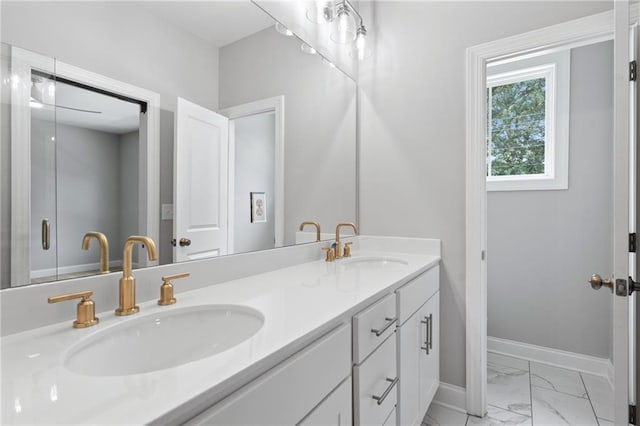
0;1;357;289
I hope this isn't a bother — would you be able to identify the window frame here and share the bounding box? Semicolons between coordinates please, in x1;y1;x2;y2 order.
486;50;570;191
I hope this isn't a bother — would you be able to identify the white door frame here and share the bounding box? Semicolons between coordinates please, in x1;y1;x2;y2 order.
219;96;285;253
465;6;636;418
10;47;160;284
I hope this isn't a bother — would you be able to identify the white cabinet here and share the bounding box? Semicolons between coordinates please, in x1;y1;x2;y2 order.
186;325;351;426
418;294;439;416
353;293;396;364
186;263;440;426
397;307;421;425
299;378;352;426
353;334;398;426
395;266;440;426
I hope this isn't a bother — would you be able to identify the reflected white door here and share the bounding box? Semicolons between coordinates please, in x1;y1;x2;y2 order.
174;97;228;262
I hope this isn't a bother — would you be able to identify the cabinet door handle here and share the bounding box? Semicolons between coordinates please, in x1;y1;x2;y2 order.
428;313;433;350
371;317;397;337
42;218;50;250
421;316;430;354
371;377;399;406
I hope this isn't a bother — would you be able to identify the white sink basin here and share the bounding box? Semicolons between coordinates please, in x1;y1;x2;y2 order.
340;256;409;268
64;305;264;377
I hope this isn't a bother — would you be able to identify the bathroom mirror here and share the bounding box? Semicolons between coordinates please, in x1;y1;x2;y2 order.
0;1;357;288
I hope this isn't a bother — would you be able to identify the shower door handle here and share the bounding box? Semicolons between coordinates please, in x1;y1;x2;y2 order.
42;219;50;250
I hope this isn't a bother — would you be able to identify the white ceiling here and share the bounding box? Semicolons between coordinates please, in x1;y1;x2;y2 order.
32;79;141;134
137;1;275;48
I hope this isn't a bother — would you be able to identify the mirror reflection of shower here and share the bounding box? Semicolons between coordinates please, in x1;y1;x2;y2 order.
30;73;145;283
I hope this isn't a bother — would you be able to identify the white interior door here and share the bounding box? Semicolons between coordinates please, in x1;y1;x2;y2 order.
613;2;631;424
174;97;228;262
631;17;639;420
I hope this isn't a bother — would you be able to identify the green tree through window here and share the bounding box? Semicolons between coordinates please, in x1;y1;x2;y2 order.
487;78;546;176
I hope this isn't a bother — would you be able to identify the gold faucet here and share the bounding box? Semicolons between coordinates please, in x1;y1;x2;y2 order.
299;221;321;242
335;222;358;259
82;231;109;273
116;236;158;316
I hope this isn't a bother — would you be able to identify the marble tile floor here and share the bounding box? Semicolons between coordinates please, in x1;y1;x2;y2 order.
423;352;613;425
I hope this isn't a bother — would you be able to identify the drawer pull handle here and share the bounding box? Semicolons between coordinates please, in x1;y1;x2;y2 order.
428;313;433;350
42;218;50;250
372;377;399;405
421;315;431;354
371;317;397;337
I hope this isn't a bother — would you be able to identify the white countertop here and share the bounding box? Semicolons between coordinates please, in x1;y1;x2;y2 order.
1;238;440;425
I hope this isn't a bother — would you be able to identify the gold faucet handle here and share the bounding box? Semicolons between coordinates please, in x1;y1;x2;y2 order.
322;246;336;262
159;272;191;306
344;242;353;257
48;291;99;329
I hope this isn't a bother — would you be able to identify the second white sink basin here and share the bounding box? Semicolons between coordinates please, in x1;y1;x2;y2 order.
64;305;264;377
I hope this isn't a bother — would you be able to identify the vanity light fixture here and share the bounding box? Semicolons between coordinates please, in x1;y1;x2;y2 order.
306;1;335;24
331;3;355;44
308;0;368;60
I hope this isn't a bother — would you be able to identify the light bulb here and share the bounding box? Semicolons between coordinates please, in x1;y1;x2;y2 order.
355;25;367;56
307;1;334;24
331;6;355;44
337;9;349;33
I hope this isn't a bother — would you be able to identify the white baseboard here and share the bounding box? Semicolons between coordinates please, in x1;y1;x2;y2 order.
606;359;614;389
488;336;612;380
31;260;123;279
432;382;467;413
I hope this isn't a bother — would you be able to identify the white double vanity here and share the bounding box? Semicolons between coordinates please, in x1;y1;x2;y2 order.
0;236;440;425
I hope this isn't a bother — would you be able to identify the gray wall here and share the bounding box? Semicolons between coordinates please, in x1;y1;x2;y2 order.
233;113;276;253
358;1;612;388
55;123;123;269
119;130;140;263
1;1;220;266
487;41;613;359
219;27;357;245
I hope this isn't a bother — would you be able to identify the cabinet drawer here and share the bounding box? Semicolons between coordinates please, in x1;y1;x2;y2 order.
396;266;439;325
299;377;352;426
354;334;397;426
186;324;351;425
353;293;396;364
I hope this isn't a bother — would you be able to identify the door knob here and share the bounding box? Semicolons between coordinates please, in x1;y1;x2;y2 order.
589;274;614;292
179;238;191;247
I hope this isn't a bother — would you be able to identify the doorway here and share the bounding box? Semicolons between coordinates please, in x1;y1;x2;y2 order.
220;96;285;254
464;5;636;424
484;41;613;424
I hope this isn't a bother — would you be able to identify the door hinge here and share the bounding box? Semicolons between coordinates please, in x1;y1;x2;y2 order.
631;404;637;425
631;60;637;81
630;233;637;252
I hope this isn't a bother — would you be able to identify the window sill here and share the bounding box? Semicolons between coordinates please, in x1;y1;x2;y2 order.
487;176;568;192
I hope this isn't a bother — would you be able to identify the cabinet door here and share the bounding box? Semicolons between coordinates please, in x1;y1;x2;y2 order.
397;309;421;426
354;334;397;426
418;292;440;416
186;325;351;426
299;378;352;426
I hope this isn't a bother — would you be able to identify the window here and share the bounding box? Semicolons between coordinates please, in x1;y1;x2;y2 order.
486;51;570;191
